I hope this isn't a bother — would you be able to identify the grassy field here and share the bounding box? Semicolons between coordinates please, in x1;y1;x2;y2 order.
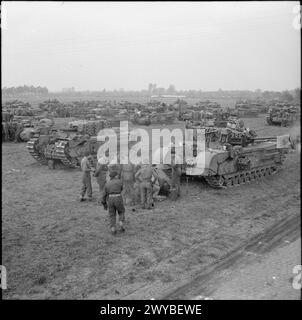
2;115;300;299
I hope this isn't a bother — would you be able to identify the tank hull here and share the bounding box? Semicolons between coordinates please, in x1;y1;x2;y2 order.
185;141;288;188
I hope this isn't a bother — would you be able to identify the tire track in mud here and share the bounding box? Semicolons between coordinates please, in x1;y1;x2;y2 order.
161;213;300;300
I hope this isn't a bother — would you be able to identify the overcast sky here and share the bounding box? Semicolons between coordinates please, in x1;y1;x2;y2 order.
2;1;301;91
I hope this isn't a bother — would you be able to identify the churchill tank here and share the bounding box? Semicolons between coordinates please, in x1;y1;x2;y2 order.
27;123;100;168
185;128;291;188
27;123;135;169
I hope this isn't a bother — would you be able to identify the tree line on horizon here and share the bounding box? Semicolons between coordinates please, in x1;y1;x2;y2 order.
2;85;49;96
2;85;300;102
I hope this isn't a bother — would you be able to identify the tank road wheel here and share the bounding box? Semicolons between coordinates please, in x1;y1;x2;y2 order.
232;175;240;186
250;171;256;181
242;174;247;184
216;176;226;188
238;174;245;185
27;138;48;165
225;177;233;187
255;170;260;179
205;175;225;189
271;166;279;175
245;172;251;183
265;168;272;176
256;170;263;179
261;168;266;177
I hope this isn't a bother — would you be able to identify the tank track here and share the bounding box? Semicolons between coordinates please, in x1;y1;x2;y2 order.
27;137;47;165
53;140;79;168
205;165;279;189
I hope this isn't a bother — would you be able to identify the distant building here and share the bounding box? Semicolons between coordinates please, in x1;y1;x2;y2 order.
167;84;176;94
62;87;75;92
148;83;157;94
154;87;165;95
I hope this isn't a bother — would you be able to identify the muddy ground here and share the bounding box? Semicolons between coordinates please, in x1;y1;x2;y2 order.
209;238;301;300
2;115;300;299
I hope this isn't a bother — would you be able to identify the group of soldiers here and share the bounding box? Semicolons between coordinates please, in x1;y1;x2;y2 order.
80;152;182;235
2;121;26;142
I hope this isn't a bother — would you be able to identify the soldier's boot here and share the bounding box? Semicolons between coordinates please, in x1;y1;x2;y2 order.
80;196;86;202
119;221;125;232
111;227;117;235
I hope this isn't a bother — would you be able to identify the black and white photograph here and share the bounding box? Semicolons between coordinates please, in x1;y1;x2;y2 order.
1;1;301;303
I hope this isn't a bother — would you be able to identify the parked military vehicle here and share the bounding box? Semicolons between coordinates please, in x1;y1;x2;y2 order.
132;110;176;125
250;100;268;114
234;101;259;118
185;128;290;188
150;111;176;124
185;111;236;129
2;109;36;142
27;124;101;168
27;119;109;167
266;106;300;127
27;121;137;169
154;123;290;189
131;113;151;126
212;111;232;127
178;110;194;121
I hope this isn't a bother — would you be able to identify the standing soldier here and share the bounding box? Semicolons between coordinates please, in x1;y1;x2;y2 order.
80;151;93;202
8;121;16;141
101;171;125;235
14;122;24;143
135;163;153;209
121;158;135;205
151;166;160;201
133;163;142;205
2;122;9;142
170;163;182;199
94;156;108;198
107;156;122;181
